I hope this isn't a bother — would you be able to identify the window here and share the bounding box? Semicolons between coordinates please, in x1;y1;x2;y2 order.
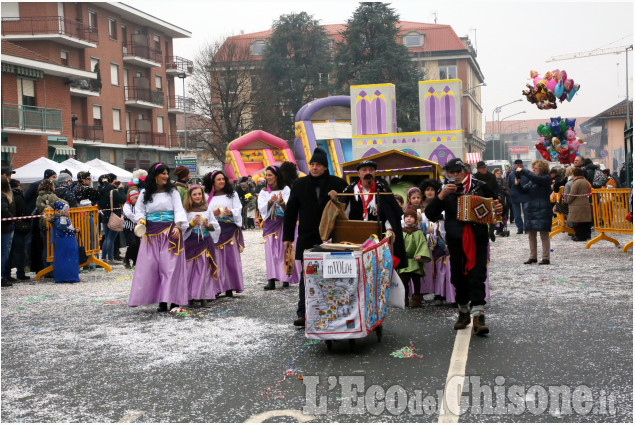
88;10;97;29
93;105;102;127
60;50;68;66
153;34;160;51
403;32;423;47
112;109;121;131
17;78;35;106
155;75;162;90
136;71;142;78
157;116;164;134
251;40;266;56
1;2;20;20
108;18;117;40
110;63;119;85
121;25;127;44
439;59;457;79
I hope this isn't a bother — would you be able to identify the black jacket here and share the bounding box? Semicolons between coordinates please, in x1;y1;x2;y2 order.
425;178;497;241
24;179;43;215
1;192;15;234
11;188;30;234
283;172;348;260
339;178;407;267
473;171;498;195
98;184;126;221
55;184;78;208
516;169;552;232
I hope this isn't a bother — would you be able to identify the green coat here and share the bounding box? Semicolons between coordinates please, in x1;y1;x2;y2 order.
397;229;431;275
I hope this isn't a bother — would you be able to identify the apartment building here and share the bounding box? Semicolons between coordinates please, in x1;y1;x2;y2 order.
1;2;192;171
219;21;486;154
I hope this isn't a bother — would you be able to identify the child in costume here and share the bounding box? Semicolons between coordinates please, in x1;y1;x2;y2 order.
122;189;140;269
396;208;431;307
52;201;80;283
183;185;220;307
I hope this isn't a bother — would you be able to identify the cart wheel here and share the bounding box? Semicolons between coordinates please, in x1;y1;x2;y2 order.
325;340;333;351
376;324;383;342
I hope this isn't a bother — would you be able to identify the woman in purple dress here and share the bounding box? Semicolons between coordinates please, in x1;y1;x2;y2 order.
258;162;300;290
128;163;188;312
205;171;244;297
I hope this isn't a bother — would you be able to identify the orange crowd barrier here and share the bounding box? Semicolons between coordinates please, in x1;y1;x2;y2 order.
549;187;575;239
36;205;111;280
587;188;633;252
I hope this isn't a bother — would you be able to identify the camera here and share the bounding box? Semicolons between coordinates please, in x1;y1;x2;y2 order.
446;177;456;184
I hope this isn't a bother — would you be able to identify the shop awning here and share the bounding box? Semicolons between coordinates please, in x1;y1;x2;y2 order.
465;152;482;164
1;144;17;154
53;145;76;156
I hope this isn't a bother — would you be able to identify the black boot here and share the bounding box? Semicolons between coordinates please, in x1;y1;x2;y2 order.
264;280;276;290
225;290;233;297
169;303;179;310
123;259;132;269
157;302;168;312
282;281;290;288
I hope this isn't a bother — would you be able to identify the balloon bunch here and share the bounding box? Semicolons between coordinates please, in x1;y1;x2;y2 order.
522;70;580;110
535;117;584;164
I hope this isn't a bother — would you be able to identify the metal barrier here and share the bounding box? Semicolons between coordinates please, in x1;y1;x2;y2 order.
549;187;574;239
587;188;633;252
36;205;111;280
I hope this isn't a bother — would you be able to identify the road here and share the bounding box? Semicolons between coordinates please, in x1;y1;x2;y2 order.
1;227;632;422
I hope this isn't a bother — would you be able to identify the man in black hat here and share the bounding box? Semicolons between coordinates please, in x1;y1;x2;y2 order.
283;147;347;327
507;159;529;234
338;159;407;267
425;158;502;336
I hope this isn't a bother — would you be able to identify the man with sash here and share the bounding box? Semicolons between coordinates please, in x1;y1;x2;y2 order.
425;158;502;336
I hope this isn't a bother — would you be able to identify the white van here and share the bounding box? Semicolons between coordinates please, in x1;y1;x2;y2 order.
484;160;511;174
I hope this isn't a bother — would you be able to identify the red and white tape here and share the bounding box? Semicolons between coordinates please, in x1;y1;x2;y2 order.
1;207;122;221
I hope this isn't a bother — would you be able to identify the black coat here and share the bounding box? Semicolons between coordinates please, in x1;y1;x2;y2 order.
425;178;497;241
339;178;407;267
473;171;498;195
11;188;30;234
98;184;126;222
1;192;15;234
24;179;43;215
283;172;348;260
516;169;552;232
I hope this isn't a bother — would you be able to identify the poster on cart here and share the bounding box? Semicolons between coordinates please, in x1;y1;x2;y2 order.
361;238;393;332
304;239;393;340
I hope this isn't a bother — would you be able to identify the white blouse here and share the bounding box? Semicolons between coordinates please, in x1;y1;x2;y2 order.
207;192;242;228
184;210;220;243
133;189;188;231
257;186;291;220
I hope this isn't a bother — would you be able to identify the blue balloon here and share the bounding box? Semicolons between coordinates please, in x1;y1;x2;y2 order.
554;81;565;99
566;85;580;102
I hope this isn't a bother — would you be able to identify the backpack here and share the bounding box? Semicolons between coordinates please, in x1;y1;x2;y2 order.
592;170;607;188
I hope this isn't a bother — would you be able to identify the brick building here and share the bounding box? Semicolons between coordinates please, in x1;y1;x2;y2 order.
1;2;192;171
218;21;486;154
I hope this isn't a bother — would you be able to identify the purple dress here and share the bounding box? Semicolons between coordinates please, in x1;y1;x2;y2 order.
184;210;221;300
209;193;244;293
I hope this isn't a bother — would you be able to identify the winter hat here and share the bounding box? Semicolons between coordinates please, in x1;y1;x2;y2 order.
53;201;69;214
132;169;148;179
127;189;139;203
174;166;190;180
44;169;57;179
404;208;418;222
56;173;72;185
309;148;329;168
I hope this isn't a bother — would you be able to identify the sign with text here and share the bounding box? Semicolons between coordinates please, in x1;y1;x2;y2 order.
508;146;529;154
175;155;197;174
323;254;357;278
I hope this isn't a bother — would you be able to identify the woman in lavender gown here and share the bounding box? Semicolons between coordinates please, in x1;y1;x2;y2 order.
128;163;188;312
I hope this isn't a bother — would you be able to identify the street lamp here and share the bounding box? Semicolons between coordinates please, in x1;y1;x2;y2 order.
491;99;523;160
463;82;487;95
499;111;526;160
177;72;187;152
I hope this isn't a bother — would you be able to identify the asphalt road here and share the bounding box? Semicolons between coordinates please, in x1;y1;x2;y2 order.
1;227;632;422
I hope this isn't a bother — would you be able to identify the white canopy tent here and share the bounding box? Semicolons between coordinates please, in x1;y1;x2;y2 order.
86;159;132;182
60;158;102;182
13;157;64;184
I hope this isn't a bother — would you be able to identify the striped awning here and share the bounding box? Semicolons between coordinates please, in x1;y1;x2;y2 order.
465;152;481;164
54;145;76;156
1;144;17;154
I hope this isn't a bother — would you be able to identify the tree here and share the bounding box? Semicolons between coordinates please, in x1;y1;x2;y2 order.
188;36;261;164
258;12;332;142
333;2;423;132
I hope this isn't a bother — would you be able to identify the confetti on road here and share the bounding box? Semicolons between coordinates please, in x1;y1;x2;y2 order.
390;342;423;358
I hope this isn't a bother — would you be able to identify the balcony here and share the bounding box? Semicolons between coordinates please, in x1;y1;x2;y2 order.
69;79;100;97
1;16;98;48
124;86;164;109
72;123;103;143
127;130;166;147
1;103;62;135
167;95;194;114
165;56;193;76
123;42;162;68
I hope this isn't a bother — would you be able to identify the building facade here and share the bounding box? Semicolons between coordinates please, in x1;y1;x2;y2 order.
219;21;486;155
1;2;192;171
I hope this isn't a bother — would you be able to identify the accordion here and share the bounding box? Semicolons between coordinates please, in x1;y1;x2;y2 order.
456;195;497;225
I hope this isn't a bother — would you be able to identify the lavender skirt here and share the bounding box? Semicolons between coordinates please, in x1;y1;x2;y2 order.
213;222;244;293
185;233;219;300
128;221;188;307
262;217;300;283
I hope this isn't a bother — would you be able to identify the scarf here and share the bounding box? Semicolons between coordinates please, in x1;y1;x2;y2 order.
189;200;207;213
460;173;475;274
356;179;376;219
403;224;419;235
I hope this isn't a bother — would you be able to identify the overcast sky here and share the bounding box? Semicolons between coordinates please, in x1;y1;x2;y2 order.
134;0;633;126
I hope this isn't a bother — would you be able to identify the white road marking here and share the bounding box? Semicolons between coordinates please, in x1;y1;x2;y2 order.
118;410;145;423
245;409;315;423
438;323;473;423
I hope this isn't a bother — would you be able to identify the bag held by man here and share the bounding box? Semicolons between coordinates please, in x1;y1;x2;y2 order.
107;190;124;232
